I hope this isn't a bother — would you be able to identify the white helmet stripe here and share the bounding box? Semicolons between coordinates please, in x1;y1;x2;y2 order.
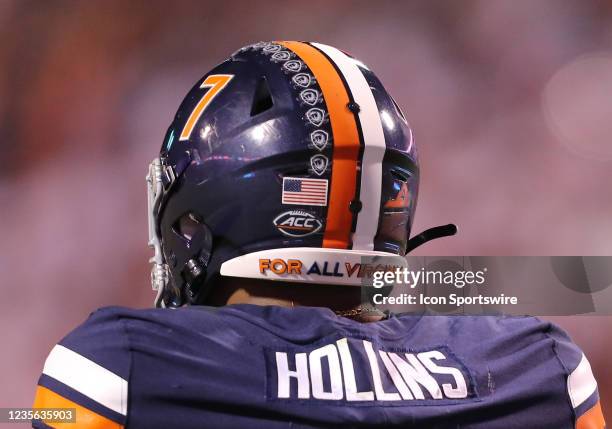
311;43;386;251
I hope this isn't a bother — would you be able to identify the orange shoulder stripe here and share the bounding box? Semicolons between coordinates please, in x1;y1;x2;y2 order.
33;385;123;429
577;400;606;429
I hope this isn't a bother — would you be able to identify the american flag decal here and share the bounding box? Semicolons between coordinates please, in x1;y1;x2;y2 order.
282;177;328;206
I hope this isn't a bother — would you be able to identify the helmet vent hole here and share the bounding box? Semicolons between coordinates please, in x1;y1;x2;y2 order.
173;213;202;242
278;167;309;180
391;169;409;183
250;76;274;116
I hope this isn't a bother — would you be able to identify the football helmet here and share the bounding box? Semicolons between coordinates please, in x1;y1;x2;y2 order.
146;41;456;307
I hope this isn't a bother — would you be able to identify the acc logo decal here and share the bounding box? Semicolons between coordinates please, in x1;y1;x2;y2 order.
310;154;329;176
273;210;323;237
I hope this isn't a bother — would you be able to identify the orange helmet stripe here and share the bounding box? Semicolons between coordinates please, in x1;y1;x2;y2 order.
279;41;360;249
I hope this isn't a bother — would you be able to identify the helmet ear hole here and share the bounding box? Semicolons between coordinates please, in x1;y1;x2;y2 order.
173;212;203;242
250;76;274;116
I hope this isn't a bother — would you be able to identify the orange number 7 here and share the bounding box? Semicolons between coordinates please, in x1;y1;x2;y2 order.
179;74;234;141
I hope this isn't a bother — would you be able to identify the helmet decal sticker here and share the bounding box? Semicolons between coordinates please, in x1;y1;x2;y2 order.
305;108;326;126
299;89;320;106
292;73;313;88
282;177;328;206
220;248;409;285
310;130;329;151
271;50;292;62
273;210;323;237
262;44;282;52
179;74;234;141
283;60;303;72
310;154;329;176
384;181;410;210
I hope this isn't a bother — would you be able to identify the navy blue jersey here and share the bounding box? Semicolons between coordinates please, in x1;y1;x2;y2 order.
33;305;604;428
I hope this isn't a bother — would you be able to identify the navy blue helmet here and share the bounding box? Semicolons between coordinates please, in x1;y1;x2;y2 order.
146;41;456;307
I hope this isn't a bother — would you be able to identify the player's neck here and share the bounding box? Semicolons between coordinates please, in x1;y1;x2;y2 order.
205;277;385;322
223;287;298;308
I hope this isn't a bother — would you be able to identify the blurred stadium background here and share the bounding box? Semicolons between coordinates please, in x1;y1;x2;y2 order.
1;0;612;420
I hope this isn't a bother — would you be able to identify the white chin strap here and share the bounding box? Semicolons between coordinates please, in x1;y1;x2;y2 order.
220;247;408;286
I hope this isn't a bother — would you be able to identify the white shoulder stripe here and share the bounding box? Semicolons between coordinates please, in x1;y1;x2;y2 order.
43;344;128;415
312;43;386;251
567;353;597;409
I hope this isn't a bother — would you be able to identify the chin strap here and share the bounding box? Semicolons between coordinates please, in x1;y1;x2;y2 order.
406;224;458;254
